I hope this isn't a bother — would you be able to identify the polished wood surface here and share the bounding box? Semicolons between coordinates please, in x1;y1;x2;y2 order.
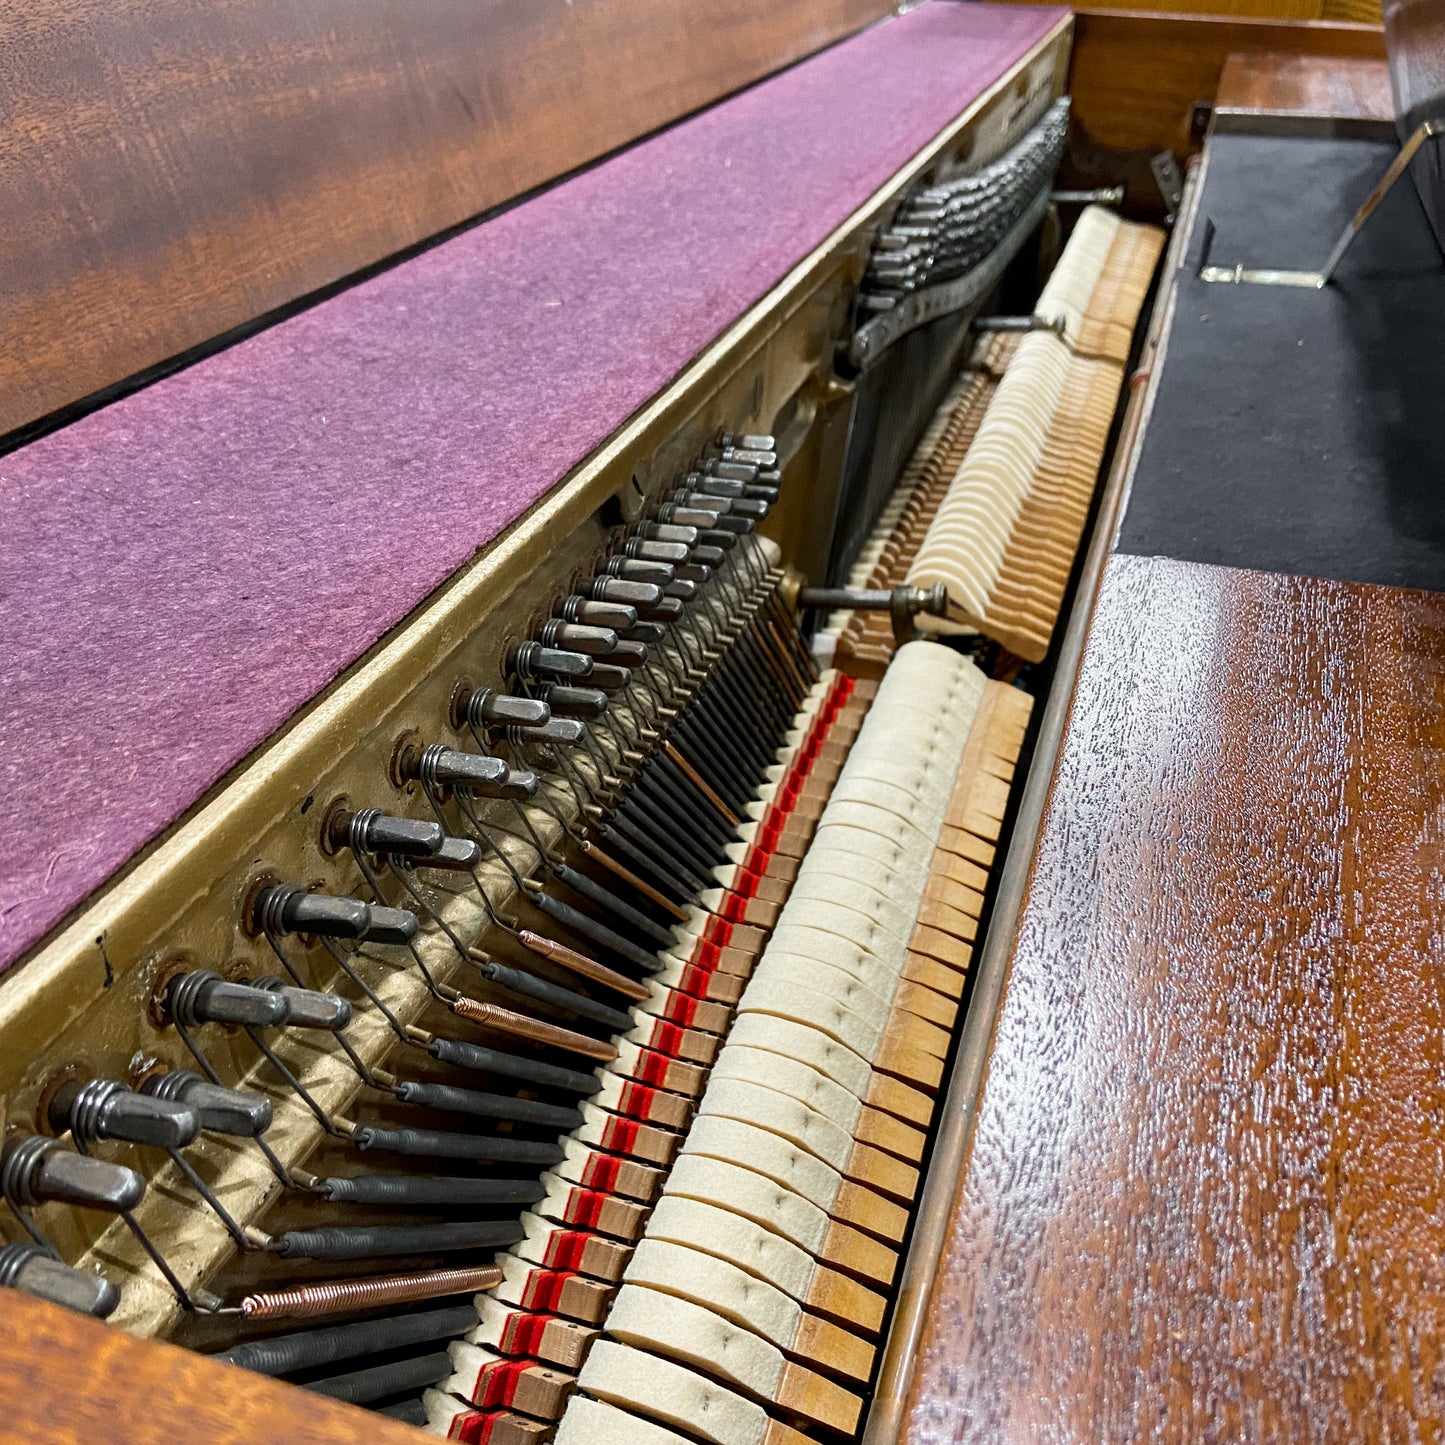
1216;50;1394;121
0;0;893;439
0;1286;426;1442
1069;10;1387;155
903;553;1445;1442
1386;0;1445;122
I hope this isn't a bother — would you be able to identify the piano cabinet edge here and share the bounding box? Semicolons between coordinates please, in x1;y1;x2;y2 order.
862;153;1204;1445
1066;9;1387;176
0;1285;427;1445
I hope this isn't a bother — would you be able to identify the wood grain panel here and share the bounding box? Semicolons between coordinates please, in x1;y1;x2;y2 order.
0;0;894;439
1069;10;1387;155
1386;0;1445;125
1051;0;1327;19
903;553;1445;1443
0;1286;427;1443
1216;50;1394;122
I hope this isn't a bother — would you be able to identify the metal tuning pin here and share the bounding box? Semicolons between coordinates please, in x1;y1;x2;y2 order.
631;520;698;546
327;807;445;860
577;575;665;610
535;683;609;720
701;458;761;483
462;687;551;731
47;1078;200;1150
410;743;538;801
717;429;776;454
677;484;767;521
596;553;675;586
243;976;353;1031
722;443;778;467
505;717;587;747
673;496;755;533
555;593;638;632
622;536;690;567
0;1241;119;1319
584;661;632;693
535;619;619;657
251;884;419;946
505;640;594;682
164;969;291;1029
140;1070;273;1137
595;638;648;670
416;835;484;871
2;1135;144;1213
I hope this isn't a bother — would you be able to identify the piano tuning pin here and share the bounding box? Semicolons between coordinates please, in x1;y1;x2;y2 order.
505;718;587;747
597;553;675;586
2;1134;145;1213
47;1077;201;1150
535;684;609;720
416;835;484;871
722;443;778;467
411;743;538;801
140;1070;272;1137
506;640;595;682
585;661;632;694
717;429;775;453
654;501;721;529
702;458;760;483
325;805;446;859
578;575;664;609
622;536;690;566
596;638;648;670
243;976;353;1031
555;593;637;632
164;968;292;1029
673;491;755;532
536;618;619;656
632;520;698;546
251;882;419;946
0;1242;119;1319
461;686;551;730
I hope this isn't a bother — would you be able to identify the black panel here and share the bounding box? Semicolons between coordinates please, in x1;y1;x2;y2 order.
1116;132;1445;593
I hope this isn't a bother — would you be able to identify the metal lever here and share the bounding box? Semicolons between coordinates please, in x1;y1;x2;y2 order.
1050;186;1125;205
796;582;950;644
974;314;1066;336
1199;117;1445;289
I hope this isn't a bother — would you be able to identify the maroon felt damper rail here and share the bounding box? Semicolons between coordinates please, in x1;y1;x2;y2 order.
0;1;1064;971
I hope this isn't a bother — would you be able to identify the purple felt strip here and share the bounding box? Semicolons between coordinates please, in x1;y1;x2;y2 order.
0;0;1064;969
